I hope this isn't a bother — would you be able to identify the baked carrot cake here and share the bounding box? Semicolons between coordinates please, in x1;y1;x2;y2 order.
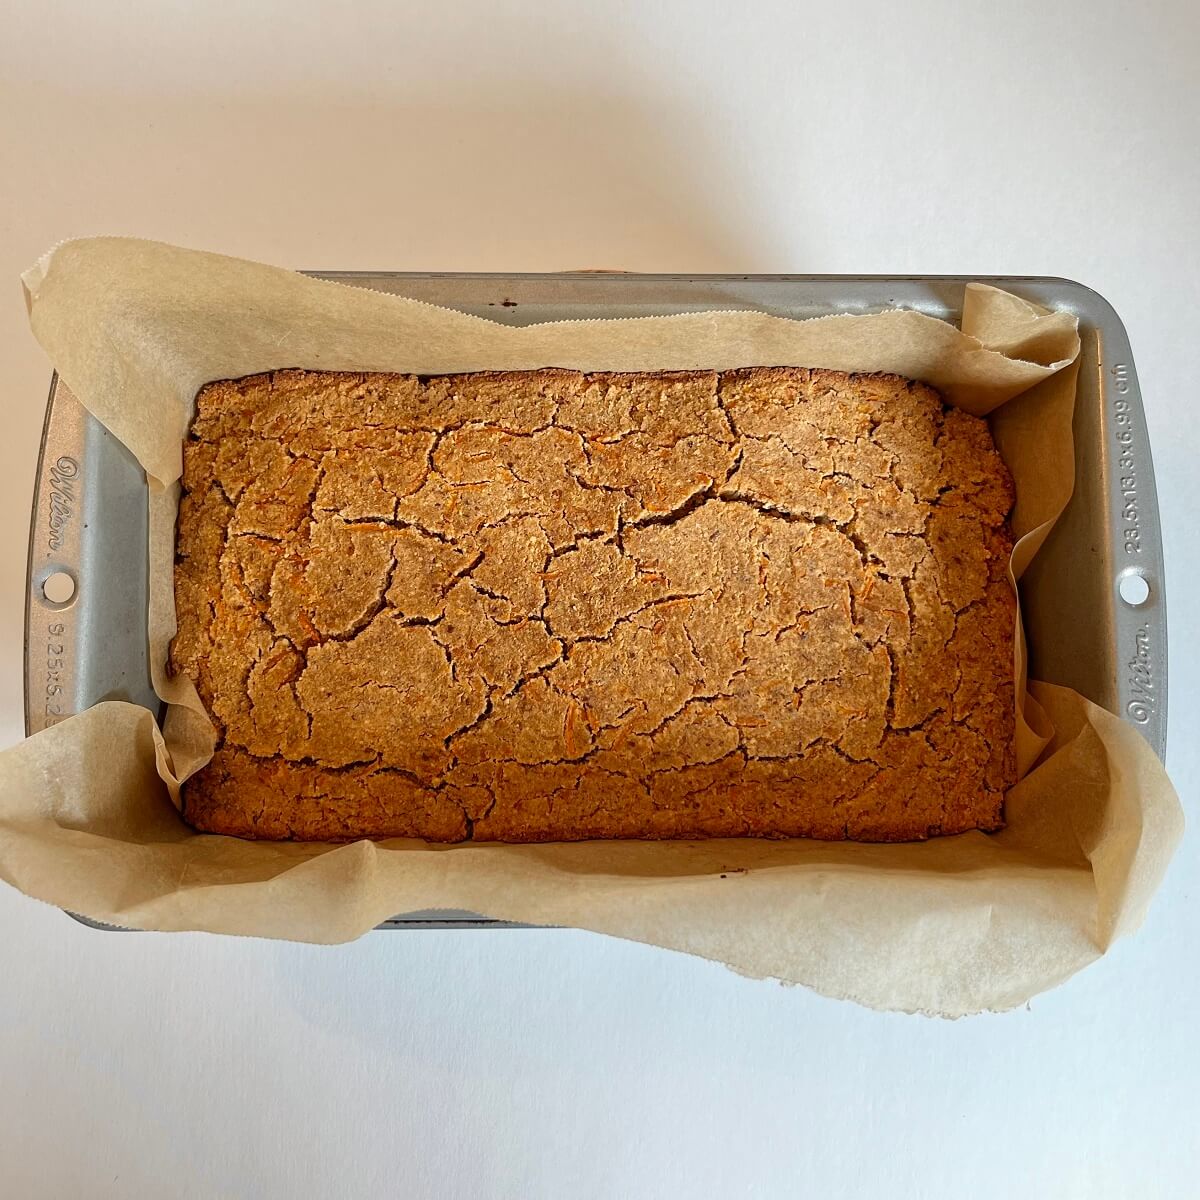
169;367;1015;842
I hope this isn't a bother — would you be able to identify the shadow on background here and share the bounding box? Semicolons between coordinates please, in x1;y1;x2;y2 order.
10;83;780;275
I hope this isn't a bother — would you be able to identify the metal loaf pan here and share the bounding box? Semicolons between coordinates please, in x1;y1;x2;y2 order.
24;274;1167;931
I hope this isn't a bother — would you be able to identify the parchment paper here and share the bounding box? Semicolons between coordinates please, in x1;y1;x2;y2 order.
0;238;1182;1016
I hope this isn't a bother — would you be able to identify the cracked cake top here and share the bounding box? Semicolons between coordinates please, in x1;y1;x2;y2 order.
170;367;1015;842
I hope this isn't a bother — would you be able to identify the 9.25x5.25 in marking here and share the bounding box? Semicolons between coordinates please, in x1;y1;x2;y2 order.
44;621;68;724
1112;363;1142;556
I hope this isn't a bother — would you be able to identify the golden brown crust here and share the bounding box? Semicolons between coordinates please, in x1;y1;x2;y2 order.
171;367;1016;842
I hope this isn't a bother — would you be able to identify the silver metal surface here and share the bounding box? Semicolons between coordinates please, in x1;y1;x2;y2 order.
25;382;158;733
25;274;1167;932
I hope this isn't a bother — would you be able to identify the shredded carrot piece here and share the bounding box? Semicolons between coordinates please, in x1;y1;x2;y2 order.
262;647;290;672
564;701;588;757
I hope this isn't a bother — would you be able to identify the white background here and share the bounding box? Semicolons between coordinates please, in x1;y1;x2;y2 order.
1;3;1197;1197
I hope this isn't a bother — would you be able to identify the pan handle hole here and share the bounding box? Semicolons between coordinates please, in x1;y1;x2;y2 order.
1118;573;1150;607
43;571;76;605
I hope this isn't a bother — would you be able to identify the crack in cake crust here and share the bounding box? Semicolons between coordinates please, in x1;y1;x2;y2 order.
170;367;1016;842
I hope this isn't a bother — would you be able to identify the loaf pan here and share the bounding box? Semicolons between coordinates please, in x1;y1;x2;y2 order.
24;274;1167;930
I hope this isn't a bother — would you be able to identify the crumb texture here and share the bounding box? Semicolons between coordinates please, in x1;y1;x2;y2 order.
171;367;1015;842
